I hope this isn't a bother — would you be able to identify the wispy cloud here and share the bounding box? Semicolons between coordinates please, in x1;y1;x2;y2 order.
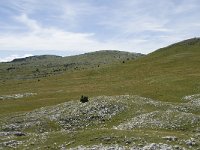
0;14;119;51
0;0;200;56
15;14;40;31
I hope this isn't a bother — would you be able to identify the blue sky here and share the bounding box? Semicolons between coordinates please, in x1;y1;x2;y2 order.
0;0;200;61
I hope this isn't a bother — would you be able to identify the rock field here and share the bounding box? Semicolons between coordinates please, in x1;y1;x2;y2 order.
0;94;200;149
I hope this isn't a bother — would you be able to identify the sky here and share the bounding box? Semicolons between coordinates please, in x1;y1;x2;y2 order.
0;0;200;62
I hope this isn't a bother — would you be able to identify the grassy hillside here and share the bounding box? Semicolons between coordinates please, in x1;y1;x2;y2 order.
0;38;200;115
0;50;142;80
0;38;200;149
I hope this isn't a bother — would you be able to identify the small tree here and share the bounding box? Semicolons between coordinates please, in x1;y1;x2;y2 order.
36;68;40;72
80;95;88;103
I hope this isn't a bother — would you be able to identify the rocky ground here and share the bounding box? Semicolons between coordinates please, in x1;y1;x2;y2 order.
0;93;37;100
69;143;184;150
0;95;200;149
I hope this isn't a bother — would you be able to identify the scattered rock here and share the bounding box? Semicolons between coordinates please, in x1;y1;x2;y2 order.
103;137;111;142
0;131;25;136
2;140;22;148
174;145;182;150
0;94;199;149
162;136;178;141
185;138;196;147
13;131;26;136
125;140;131;145
69;143;184;150
0;93;37;100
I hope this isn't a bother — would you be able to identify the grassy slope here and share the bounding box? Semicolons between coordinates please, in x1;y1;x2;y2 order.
0;39;200;115
0;50;142;81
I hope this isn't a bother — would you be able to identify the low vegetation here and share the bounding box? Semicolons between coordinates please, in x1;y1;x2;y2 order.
0;38;200;149
80;95;89;103
0;50;142;81
0;95;199;149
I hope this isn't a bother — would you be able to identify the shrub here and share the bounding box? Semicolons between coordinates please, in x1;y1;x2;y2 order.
36;68;40;72
80;95;88;103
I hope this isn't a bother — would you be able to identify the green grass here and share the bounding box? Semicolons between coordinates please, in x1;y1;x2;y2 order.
0;50;142;81
0;39;200;115
0;38;199;149
13;128;191;149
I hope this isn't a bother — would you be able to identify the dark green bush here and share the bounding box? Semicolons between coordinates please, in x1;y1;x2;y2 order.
80;95;88;103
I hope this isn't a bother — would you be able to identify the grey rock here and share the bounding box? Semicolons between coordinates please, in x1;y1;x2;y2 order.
2;140;22;148
185;139;196;146
13;131;26;136
162;136;178;141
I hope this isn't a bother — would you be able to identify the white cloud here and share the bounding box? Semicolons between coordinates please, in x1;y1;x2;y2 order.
0;54;33;62
0;0;200;55
0;14;109;51
15;14;40;31
0;14;157;54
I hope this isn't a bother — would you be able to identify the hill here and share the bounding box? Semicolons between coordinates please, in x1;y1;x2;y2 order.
0;38;200;149
0;38;199;112
0;50;143;80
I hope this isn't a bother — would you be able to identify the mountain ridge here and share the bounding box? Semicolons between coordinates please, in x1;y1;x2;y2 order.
8;50;143;63
0;50;143;80
11;55;62;63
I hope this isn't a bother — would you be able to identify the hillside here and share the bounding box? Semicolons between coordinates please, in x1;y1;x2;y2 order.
0;38;199;113
0;38;200;149
0;50;142;80
117;37;200;102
